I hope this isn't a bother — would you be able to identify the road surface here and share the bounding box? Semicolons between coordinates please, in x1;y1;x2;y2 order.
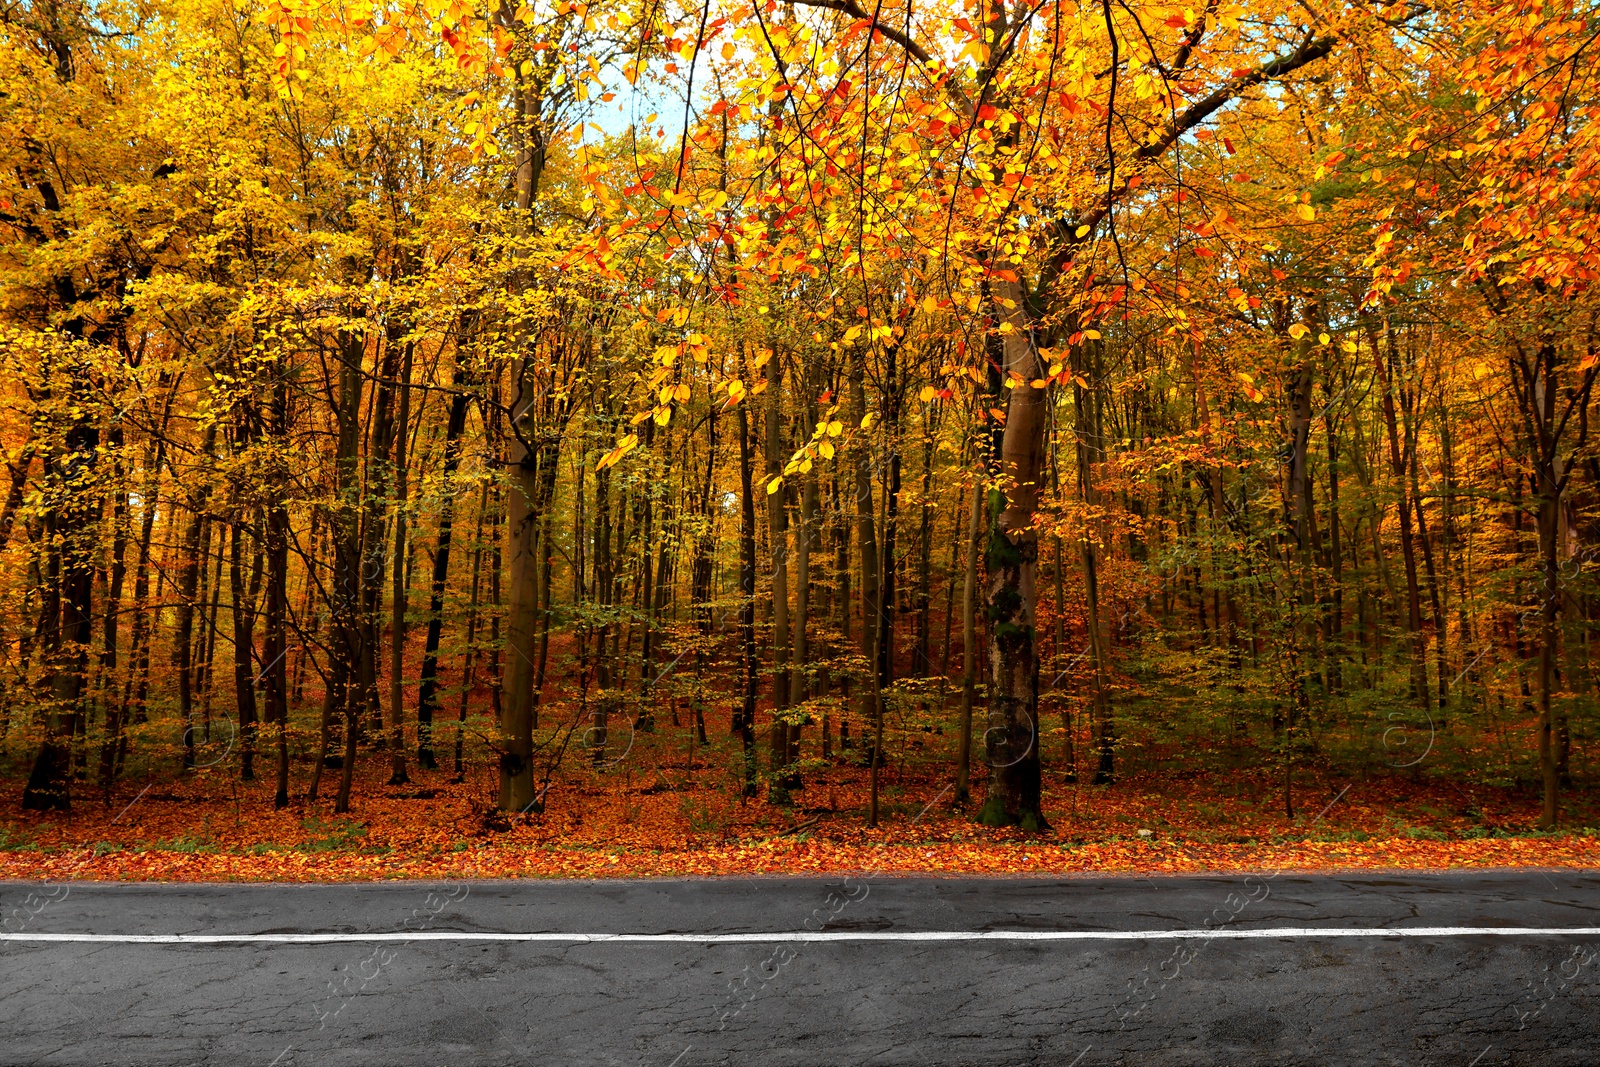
2;871;1598;1065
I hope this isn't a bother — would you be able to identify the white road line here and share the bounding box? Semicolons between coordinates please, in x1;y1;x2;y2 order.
2;927;1599;945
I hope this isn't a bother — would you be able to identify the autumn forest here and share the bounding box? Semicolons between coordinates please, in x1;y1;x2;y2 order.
3;0;1600;877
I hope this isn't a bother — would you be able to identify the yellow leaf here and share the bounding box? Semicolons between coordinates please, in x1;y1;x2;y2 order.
819;441;835;459
1295;203;1316;222
827;420;843;437
919;385;936;403
1318;332;1331;346
860;412;876;430
596;433;639;470
1288;323;1310;340
767;476;783;495
922;295;938;315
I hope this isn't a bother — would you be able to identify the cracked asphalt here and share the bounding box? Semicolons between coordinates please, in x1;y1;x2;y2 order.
2;871;1598;1065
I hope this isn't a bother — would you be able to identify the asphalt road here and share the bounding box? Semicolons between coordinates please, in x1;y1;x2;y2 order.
2;871;1598;1066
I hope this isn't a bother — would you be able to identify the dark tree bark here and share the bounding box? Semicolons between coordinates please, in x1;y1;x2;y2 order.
736;403;759;796
764;350;794;797
172;424;219;771
387;340;414;785
23;366;102;811
415;371;473;770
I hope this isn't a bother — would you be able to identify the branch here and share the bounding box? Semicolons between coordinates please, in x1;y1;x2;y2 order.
1169;0;1217;74
788;0;975;114
787;0;934;65
1042;28;1342;287
1140;30;1337;164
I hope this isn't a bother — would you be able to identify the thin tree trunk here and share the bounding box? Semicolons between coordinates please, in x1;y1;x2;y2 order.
173;424;219;771
1074;340;1112;791
956;475;982;804
265;374;292;810
916;425;934;675
736;404;758;796
229;513;260;781
326;327;367;814
790;428;818;778
765;351;793;797
848;362;882;818
500;394;544;810
416;381;472;770
387;341;413;784
0;440;36;553
1369;316;1430;708
455;482;489;779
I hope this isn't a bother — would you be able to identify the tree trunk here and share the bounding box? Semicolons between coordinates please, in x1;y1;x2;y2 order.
1369;316;1430;708
875;368;903;817
1537;478;1560;828
736;403;759;795
976;273;1051;828
848;362;883;816
101;419;166;794
500;384;544;811
455;482;489;779
790;430;818;779
416;379;472;769
387;340;413;785
265;371;292;810
498;64;554;812
591;452;614;768
22;403;100;811
916;425;934;675
328;328;367;814
229;515;260;781
1073;340;1113;790
956;474;982;804
173;424;219;771
764;350;793;796
1283;322;1316;818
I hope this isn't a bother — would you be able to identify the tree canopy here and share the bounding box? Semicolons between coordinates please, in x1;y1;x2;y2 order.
3;0;1599;837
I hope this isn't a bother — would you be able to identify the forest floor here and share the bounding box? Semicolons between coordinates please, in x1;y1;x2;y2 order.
2;746;1598;880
